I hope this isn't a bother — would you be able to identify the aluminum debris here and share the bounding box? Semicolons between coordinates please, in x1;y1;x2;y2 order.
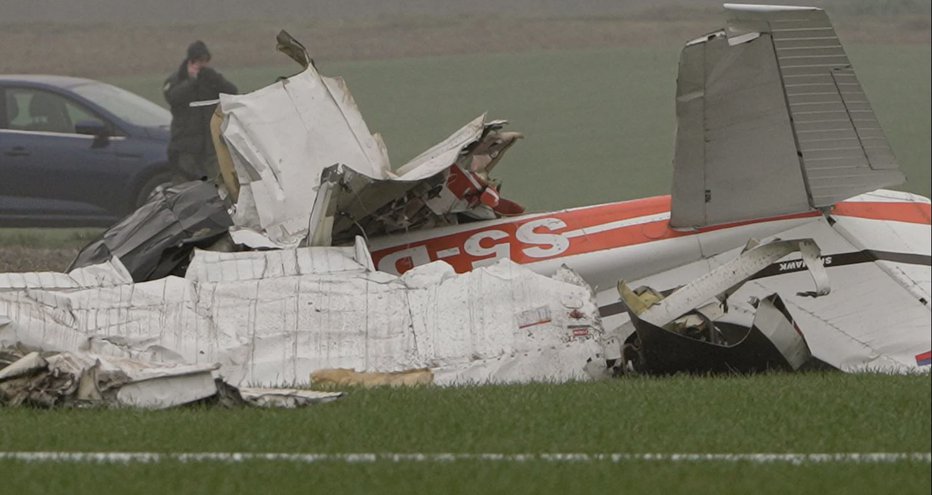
217;30;524;249
617;239;825;374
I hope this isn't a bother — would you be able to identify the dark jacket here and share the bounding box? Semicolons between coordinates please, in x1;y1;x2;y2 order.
163;62;237;157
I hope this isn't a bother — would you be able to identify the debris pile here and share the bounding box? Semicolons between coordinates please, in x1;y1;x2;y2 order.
617;239;828;375
0;345;340;409
3;8;929;406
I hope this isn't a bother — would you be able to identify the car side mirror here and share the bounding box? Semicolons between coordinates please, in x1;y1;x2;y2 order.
75;120;109;136
75;120;111;147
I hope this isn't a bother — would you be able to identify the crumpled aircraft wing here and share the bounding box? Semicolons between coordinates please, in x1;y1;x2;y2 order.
671;4;905;229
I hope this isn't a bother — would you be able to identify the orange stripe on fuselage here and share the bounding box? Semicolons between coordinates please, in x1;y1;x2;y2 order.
370;196;928;274
371;195;676;273
832;201;932;225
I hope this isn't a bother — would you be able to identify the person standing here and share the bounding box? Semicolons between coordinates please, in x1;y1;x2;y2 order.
163;40;237;183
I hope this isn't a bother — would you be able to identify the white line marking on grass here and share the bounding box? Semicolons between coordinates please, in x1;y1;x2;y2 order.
0;452;929;465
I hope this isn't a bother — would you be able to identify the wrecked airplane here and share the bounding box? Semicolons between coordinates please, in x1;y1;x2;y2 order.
1;4;930;408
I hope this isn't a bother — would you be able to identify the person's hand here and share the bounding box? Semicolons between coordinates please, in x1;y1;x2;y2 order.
187;59;207;79
198;66;218;83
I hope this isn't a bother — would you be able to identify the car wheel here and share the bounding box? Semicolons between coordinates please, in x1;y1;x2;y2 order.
134;173;173;209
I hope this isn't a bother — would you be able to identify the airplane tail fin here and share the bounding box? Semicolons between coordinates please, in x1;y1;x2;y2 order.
670;4;905;229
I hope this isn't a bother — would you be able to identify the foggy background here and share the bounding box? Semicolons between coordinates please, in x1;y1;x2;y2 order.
2;0;930;24
1;0;928;77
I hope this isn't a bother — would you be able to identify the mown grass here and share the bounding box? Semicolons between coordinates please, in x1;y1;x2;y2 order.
5;461;930;495
1;373;929;494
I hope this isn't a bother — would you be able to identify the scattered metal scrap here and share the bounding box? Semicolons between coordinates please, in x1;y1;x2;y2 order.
214;30;525;250
0;343;340;409
618;239;829;375
68;181;233;282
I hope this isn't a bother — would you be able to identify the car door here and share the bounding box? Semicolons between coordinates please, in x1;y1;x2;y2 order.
0;86;122;224
0;87;49;221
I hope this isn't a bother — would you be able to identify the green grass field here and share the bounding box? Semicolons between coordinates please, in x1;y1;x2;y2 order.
2;373;930;494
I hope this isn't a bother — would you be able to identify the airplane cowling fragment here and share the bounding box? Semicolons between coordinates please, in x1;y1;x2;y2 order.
215;34;524;249
67;180;233;282
624;293;812;375
617;238;826;375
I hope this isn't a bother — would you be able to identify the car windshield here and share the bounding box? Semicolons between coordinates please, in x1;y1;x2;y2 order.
70;81;170;128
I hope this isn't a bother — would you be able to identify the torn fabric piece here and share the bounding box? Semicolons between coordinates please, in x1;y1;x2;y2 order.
0;347;344;409
1;248;608;387
0;348;219;409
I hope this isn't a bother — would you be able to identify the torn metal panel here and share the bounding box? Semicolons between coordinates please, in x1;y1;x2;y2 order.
216;35;523;249
635;238;829;329
624;292;811;374
0;350;46;381
642;204;929;372
217;61;392;248
616;238;825;375
671;4;904;229
2;249;608;386
305;120;525;247
114;367;219;409
312;175;514;248
275;30;313;70
67;180;233;282
210;107;240;201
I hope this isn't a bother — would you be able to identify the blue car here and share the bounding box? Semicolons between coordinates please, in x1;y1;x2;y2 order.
0;75;173;227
